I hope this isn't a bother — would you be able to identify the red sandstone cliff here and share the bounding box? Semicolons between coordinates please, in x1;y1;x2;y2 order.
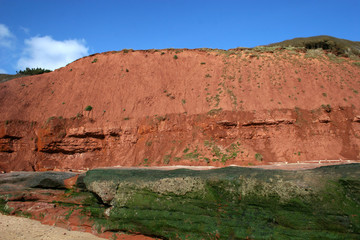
1;47;360;171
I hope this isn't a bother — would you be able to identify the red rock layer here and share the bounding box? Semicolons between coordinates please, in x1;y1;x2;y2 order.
0;49;359;171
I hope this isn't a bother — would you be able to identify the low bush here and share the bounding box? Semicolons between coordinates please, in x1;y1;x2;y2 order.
17;67;51;75
85;105;93;111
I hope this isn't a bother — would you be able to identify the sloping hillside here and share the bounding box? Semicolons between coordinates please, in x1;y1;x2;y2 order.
1;40;360;171
265;35;360;57
0;74;27;84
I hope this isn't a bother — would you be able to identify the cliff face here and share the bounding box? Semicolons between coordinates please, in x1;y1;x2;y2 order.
1;48;360;171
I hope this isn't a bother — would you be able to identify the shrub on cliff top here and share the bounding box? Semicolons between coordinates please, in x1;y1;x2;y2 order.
16;67;51;75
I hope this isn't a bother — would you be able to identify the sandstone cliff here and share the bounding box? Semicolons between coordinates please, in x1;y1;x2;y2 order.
1;47;360;171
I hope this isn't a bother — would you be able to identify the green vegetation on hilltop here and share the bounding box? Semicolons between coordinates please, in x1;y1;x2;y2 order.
16;67;52;76
0;68;51;83
265;35;360;57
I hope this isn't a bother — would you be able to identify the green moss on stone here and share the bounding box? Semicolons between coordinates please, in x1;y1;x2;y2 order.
81;164;360;239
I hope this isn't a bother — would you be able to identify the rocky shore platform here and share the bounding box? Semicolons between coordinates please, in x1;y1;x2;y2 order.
1;164;359;239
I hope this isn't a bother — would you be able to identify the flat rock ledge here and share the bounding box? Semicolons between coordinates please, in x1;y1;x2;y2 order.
0;164;360;239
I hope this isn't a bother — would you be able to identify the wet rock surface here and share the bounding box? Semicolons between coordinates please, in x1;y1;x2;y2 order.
1;164;358;239
0;171;78;190
0;171;156;239
83;164;360;239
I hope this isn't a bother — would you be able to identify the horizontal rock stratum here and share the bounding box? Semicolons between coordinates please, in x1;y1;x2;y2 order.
1;42;360;171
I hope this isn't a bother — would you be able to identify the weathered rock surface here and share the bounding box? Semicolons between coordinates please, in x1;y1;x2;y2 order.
0;48;360;172
0;171;78;191
80;164;360;239
1;106;360;172
0;171;155;239
2;165;358;239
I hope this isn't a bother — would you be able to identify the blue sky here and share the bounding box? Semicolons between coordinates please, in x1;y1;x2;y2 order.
0;0;359;74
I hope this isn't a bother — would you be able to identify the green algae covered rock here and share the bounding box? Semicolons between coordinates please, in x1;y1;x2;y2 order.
83;164;360;239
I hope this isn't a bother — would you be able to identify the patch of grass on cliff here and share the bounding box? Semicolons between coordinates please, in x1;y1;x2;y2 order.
155;115;166;122
255;153;263;161
64;208;74;220
321;104;332;112
142;158;149;166
45;116;56;124
305;49;324;58
163;155;171;164
207;108;222;116
183;148;200;160
204;141;240;163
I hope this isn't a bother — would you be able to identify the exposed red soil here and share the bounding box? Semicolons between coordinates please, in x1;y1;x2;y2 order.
0;48;360;172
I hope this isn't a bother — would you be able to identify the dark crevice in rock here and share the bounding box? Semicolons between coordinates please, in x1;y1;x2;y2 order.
109;132;120;137
216;120;237;128
39;147;102;154
1;135;22;140
353;116;360;123
67;133;105;139
8;197;40;202
0;149;14;153
242;119;294;127
86;190;112;208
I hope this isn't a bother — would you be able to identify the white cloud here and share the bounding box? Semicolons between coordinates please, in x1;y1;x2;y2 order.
17;36;89;70
0;23;15;48
0;68;7;74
